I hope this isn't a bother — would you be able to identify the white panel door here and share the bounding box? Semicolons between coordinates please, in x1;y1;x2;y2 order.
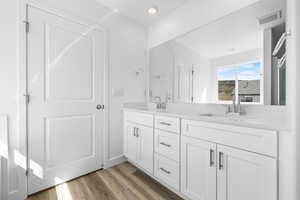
137;125;154;174
27;6;105;194
181;136;217;200
124;122;138;162
217;145;277;200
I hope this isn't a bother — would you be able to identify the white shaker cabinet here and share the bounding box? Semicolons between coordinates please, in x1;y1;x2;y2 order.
181;119;278;200
124;122;154;174
124;122;139;162
217;145;277;200
123;111;278;200
181;136;277;200
137;125;154;173
181;136;217;200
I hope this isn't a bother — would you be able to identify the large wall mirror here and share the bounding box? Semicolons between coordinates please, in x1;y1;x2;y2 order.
149;0;286;105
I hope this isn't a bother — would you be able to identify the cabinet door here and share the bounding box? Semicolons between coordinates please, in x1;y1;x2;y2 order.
181;136;217;200
124;122;138;162
137;125;154;174
217;145;277;200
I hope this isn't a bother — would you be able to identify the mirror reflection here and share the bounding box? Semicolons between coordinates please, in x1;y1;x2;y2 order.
149;0;286;105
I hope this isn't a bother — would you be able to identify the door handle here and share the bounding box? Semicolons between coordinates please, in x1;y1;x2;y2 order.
209;149;215;167
219;152;224;170
96;104;103;110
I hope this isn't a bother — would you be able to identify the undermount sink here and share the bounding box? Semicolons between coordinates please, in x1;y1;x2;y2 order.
198;113;263;125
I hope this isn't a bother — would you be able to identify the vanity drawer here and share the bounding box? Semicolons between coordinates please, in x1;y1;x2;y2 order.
155;130;180;162
124;111;153;127
154;154;180;190
155;115;180;133
182;120;278;157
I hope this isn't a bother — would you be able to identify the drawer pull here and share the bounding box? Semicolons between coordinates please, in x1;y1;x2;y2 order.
160;142;171;147
209;149;215;167
160;167;171;174
159;122;172;126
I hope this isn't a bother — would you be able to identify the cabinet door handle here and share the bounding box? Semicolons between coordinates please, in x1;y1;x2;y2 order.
133;127;136;137
136;128;139;137
160;142;171;147
210;149;215;167
159;122;171;126
219;152;224;170
160;167;171;174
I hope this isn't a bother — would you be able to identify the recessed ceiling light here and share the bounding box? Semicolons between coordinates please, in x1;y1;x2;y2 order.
148;6;158;16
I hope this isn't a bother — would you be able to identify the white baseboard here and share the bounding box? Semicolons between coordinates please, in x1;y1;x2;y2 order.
103;155;127;169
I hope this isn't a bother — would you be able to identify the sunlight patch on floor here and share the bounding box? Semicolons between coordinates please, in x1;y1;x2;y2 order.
55;182;73;200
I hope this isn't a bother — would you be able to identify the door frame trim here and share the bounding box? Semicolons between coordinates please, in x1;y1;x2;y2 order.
19;1;109;197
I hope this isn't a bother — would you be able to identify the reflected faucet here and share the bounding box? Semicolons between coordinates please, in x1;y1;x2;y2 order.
226;92;242;115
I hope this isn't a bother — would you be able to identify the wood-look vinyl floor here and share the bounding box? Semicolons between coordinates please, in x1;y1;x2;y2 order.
26;162;183;200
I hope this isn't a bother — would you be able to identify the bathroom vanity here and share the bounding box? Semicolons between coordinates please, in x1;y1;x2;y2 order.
123;107;278;200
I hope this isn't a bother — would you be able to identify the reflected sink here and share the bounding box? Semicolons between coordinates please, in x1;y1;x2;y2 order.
199;113;215;117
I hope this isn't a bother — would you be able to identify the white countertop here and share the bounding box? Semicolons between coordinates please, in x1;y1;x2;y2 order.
123;105;290;132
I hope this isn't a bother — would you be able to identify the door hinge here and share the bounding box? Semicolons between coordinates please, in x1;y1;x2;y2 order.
25;169;29;176
23;94;30;105
23;21;29;33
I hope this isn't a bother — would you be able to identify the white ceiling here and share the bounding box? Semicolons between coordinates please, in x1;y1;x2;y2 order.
175;0;285;59
96;0;188;26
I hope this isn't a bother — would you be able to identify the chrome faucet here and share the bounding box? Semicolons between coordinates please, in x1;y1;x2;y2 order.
226;93;242;115
154;96;166;110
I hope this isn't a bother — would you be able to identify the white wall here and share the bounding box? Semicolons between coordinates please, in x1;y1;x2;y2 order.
101;14;147;165
0;1;23;199
0;0;147;199
297;0;300;198
149;42;174;102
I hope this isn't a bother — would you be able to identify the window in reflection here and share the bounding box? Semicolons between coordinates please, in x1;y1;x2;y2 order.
217;62;262;104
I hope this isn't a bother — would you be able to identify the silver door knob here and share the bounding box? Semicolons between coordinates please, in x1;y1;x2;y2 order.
96;104;102;110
